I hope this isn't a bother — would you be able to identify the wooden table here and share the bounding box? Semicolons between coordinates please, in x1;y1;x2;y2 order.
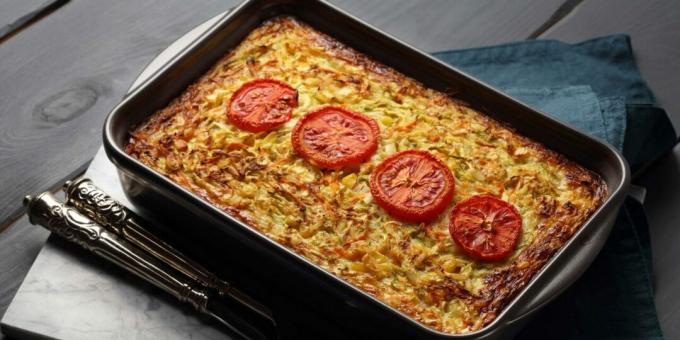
1;0;679;338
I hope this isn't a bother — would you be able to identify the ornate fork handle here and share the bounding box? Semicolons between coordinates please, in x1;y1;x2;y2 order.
63;178;273;325
24;192;276;340
24;192;210;311
63;178;232;294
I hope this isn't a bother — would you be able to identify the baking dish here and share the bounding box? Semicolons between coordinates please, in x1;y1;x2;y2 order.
103;0;630;338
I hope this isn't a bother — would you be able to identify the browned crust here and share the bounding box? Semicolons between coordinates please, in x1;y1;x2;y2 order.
125;16;607;333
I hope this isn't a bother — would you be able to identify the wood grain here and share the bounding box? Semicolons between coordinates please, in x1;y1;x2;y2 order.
332;0;565;52
0;0;48;28
0;0;238;229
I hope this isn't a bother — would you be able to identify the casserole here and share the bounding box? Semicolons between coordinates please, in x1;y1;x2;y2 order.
104;0;630;338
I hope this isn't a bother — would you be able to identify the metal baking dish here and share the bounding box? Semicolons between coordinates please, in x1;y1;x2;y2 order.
103;0;630;338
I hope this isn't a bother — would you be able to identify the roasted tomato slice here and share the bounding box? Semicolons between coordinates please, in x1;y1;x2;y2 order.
227;79;298;132
449;195;522;261
292;106;379;169
370;150;455;222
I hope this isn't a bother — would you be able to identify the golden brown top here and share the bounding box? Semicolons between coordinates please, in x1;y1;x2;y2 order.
125;16;606;334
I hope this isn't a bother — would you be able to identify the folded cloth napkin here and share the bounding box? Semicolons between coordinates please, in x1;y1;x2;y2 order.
434;35;676;173
433;34;676;340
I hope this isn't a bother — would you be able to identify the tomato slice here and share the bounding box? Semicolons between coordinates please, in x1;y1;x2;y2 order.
228;79;298;132
370;150;455;222
449;195;522;261
292;106;379;169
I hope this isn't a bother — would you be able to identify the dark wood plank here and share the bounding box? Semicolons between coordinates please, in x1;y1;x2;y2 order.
539;0;680;131
0;0;239;229
0;0;69;42
331;0;565;52
0;0;48;28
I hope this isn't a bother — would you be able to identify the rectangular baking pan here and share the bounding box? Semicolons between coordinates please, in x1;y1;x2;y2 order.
103;0;630;338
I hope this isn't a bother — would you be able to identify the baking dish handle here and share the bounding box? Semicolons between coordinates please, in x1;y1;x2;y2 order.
504;210;617;325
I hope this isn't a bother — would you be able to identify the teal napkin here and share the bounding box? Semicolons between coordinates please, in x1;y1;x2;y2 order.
433;34;677;339
434;35;676;173
504;86;625;150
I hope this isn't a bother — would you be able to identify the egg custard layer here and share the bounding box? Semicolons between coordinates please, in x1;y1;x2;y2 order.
126;16;607;334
